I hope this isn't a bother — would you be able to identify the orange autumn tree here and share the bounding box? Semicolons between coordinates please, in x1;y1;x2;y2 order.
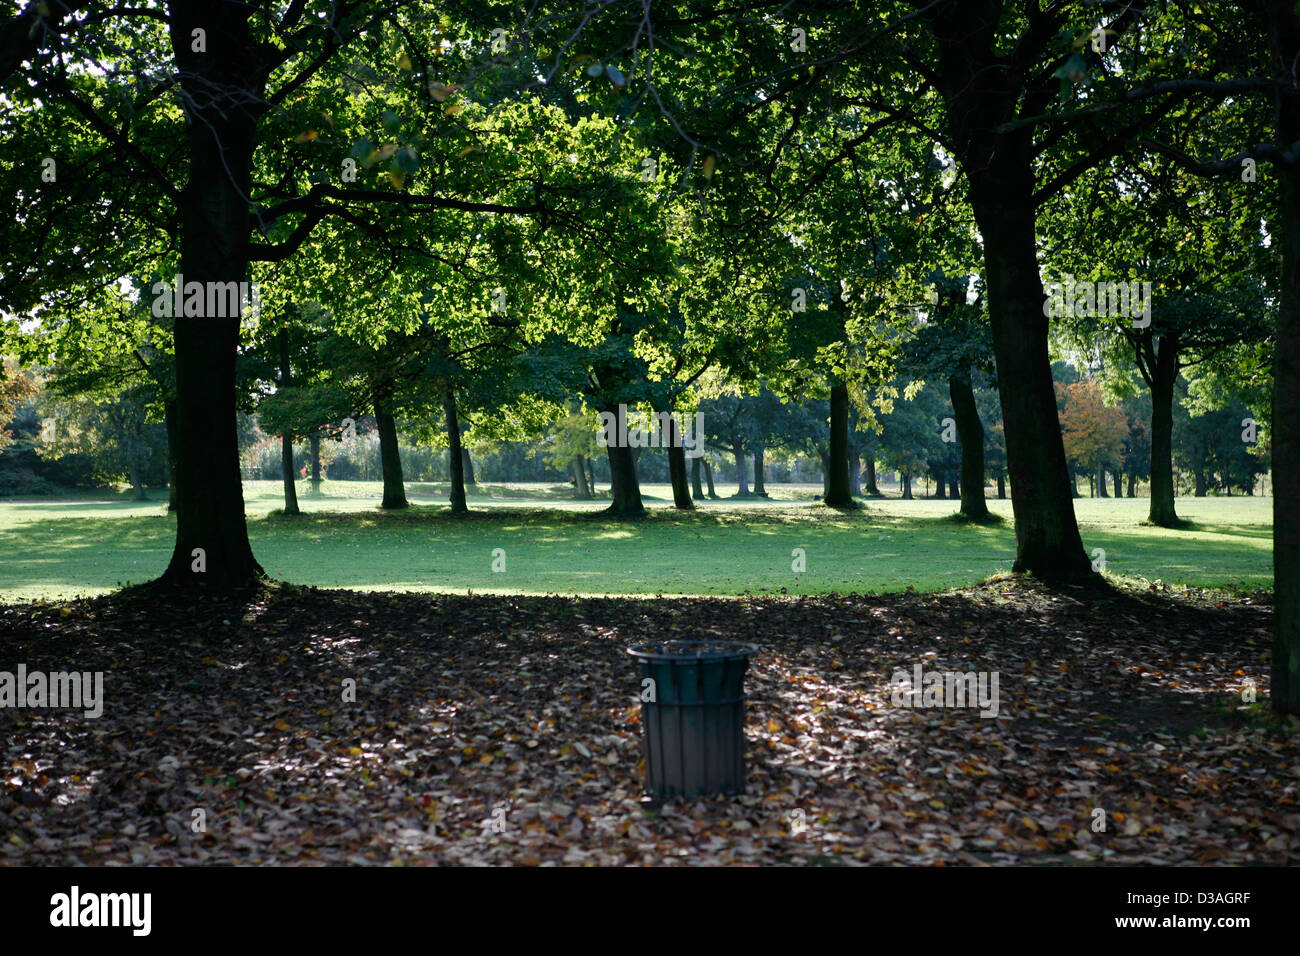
1058;381;1131;497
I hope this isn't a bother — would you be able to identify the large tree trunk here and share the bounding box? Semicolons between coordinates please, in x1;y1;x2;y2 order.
690;456;704;499
949;371;989;518
1265;0;1300;713
605;442;645;516
1147;332;1180;525
443;387;468;515
901;473;913;500
825;381;852;506
934;475;946;499
164;399;179;512
733;441;749;495
375;401;408;509
753;445;767;496
160;4;266;589
1194;466;1207;498
665;412;694;510
703;459;717;498
1112;470;1122;498
864;457;882;497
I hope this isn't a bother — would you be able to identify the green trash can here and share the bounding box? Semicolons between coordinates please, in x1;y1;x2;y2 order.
628;640;759;799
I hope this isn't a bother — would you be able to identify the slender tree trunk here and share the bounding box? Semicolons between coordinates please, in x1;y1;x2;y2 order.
934;476;946;499
280;434;299;515
1265;0;1300;713
901;473;913;500
309;432;321;494
1112;471;1122;498
949;369;989;517
1127;473;1136;497
572;457;591;498
164;400;179;513
703;459;717;498
1097;462;1109;497
586;458;595;495
1194;467;1207;497
848;452;861;496
277;329;299;515
159;4;266;589
753;445;767;496
864;457;882;497
997;474;1006;499
733;441;749;495
443;387;467;514
825;381;852;506
950;477;960;500
690;456;704;499
818;451;830;496
375;401;408;509
1070;468;1080;499
665;412;694;510
461;446;476;486
1147;334;1180;525
128;459;147;501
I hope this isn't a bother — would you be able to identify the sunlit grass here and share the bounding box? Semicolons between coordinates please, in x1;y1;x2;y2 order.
0;481;1272;602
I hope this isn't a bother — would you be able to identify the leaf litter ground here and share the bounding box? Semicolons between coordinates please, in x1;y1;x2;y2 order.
1;577;1295;865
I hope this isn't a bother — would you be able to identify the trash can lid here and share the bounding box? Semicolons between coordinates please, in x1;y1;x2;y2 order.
627;640;760;661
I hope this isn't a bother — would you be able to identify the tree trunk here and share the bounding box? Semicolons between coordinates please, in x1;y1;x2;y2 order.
587;458;595;495
1127;473;1136;497
864;457;882;496
309;431;321;494
1097;462;1108;497
462;446;476;486
159;4;266;589
443;387;468;514
1070;468;1081;499
1265;0;1300;713
375;401;408;509
690;455;704;499
949;369;989;517
825;381;852;506
1147;333;1180;525
950;477;960;500
1112;470;1122;498
818;451;830;496
848;452;861;496
164;399;179;512
128;459;147;501
703;459;717;498
572;457;591;498
934;476;946;499
604;442;645;516
996;474;1006;499
280;433;299;514
901;473;913;500
665;412;694;510
278;329;299;515
733;441;749;495
753;445;767;496
1194;467;1207;498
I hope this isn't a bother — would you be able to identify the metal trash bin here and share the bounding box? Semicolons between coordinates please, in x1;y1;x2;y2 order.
627;640;759;799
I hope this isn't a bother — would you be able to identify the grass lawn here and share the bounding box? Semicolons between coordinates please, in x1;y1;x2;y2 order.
0;481;1273;602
